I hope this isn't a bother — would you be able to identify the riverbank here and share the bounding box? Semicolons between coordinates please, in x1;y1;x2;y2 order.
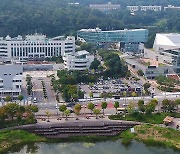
120;124;180;150
0;130;46;153
0;124;179;153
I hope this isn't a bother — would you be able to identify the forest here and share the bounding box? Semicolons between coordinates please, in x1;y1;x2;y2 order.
0;0;180;47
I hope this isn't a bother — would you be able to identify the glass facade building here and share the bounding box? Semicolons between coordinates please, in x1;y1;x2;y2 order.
77;28;149;52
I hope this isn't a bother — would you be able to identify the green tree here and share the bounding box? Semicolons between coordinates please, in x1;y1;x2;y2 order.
101;101;107;116
74;104;82;120
162;99;176;112
45;111;51;122
26;105;39;113
90;58;100;70
138;100;145;113
87;102;95;114
127;101;135;114
0;107;6;123
131;91;137;98
64;109;70;120
4;103;19;121
93;108;101;119
59;104;67;118
18;95;24;101
137;69;144;76
145;101;156;115
16;106;26;122
143;82;151;90
114;101;119;114
89;91;93;101
4;96;12;102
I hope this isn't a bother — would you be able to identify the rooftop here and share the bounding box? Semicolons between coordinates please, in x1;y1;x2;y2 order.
154;33;180;48
79;28;147;33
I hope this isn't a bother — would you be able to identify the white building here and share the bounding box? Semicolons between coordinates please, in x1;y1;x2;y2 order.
63;50;94;70
90;2;120;12
127;5;162;12
0;64;23;100
127;6;139;12
0;33;75;61
164;5;180;11
153;33;180;71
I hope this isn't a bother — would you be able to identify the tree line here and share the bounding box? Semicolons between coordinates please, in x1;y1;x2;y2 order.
0;0;179;48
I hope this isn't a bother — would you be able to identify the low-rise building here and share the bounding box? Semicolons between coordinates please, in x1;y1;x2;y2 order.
90;2;120;12
164;5;180;11
0;64;23;100
0;33;75;61
153;33;180;71
127;5;162;12
63;50;94;70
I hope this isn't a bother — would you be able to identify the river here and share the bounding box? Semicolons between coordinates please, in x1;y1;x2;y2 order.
8;140;179;154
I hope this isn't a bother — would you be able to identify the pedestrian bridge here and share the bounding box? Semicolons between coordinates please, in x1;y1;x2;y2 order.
15;120;140;138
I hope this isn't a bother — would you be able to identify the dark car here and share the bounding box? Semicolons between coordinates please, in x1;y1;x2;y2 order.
66;102;76;107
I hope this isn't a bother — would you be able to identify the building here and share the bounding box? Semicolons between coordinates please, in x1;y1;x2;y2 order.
153;33;180;69
127;5;162;12
125;58;176;79
164;5;180;11
77;28;149;53
0;33;75;61
0;64;23;100
90;2;120;12
63;50;94;70
127;6;139;12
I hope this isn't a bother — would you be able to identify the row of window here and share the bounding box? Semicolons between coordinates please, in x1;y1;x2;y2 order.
11;43;62;46
11;47;62;57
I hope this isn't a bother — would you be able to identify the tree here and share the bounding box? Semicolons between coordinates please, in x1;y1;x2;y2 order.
93;108;101;119
4;96;12;102
90;58;100;70
74;104;82;120
4;103;19;121
138;100;145;113
145;101;156;115
131;91;137;98
45;111;51;122
26;105;39;113
18;95;24;101
143;83;151;90
137;69;144;76
162;99;176;112
0;107;6;123
89;91;93;101
59;104;67;118
17;106;26;121
64;109;70;120
87;102;95;114
127;101;135;114
101;101;107;116
114;101;119;114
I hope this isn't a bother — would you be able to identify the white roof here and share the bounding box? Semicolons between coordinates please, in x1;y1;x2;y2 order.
154;33;180;48
76;50;89;56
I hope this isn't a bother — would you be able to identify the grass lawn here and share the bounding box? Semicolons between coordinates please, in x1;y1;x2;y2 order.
109;112;180;124
120;124;180;149
0;130;46;153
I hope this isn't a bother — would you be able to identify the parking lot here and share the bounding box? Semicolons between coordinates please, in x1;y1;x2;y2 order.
80;78;143;97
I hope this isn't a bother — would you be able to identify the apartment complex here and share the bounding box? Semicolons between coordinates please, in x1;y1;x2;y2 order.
127;5;162;12
63;50;94;71
90;2;120;12
77;28;148;53
0;34;75;61
0;64;23;100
